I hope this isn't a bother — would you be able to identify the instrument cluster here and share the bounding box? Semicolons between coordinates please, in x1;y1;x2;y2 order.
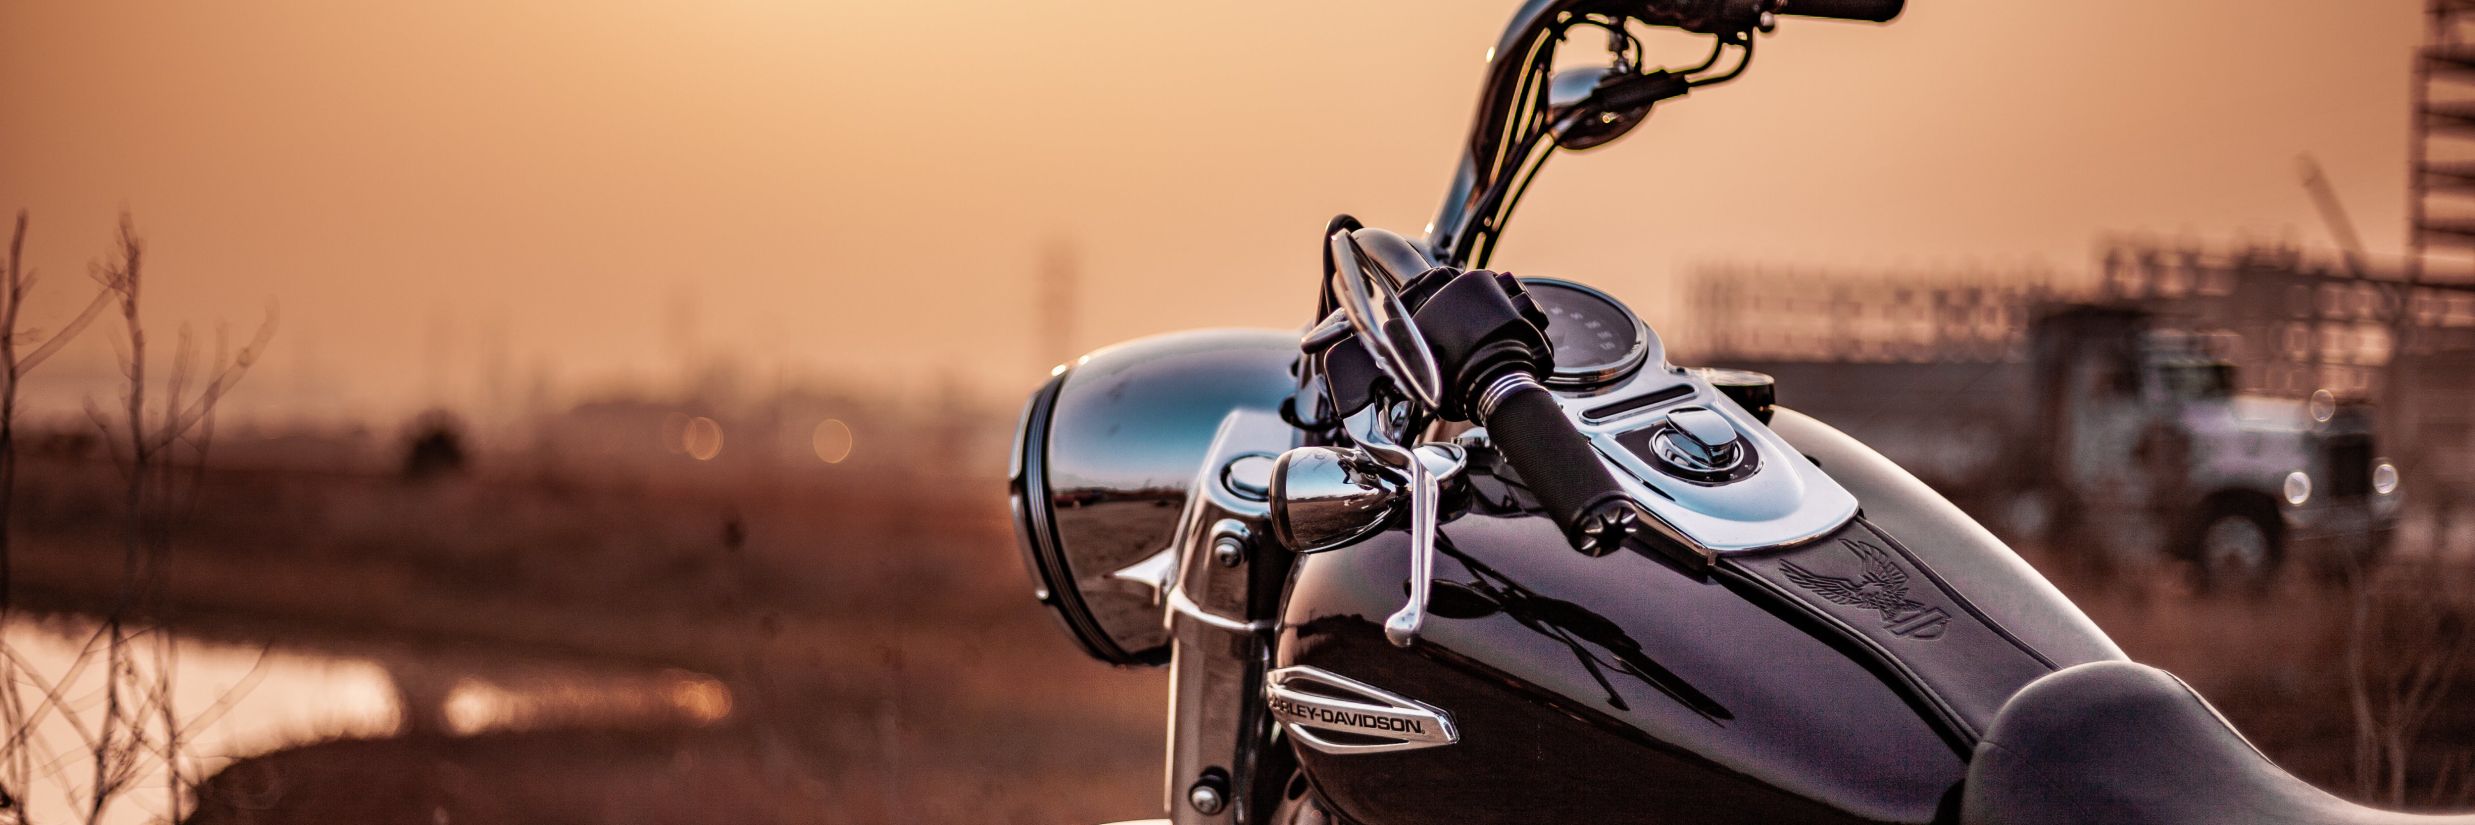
1521;278;1655;391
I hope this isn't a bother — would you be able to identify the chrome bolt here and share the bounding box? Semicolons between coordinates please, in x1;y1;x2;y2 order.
1212;536;1247;568
1187;782;1227;815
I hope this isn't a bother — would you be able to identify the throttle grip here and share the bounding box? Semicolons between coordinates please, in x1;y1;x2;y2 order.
1775;0;1904;22
1477;371;1642;556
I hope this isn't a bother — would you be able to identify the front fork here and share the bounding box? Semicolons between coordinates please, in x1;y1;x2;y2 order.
1160;408;1301;825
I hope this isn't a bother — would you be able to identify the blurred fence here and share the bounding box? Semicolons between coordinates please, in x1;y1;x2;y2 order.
1686;263;2066;364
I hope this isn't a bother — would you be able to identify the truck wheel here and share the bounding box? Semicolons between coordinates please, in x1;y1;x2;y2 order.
2192;506;2281;594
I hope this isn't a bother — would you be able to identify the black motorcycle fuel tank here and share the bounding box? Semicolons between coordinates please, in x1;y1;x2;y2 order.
1276;406;2124;825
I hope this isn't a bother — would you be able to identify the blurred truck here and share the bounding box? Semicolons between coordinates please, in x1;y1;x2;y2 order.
1725;303;2400;589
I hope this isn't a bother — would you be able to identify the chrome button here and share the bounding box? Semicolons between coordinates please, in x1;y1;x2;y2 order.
1667;407;1740;454
1637;406;1757;484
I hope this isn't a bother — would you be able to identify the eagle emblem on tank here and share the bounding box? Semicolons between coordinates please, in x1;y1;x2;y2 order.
1780;539;1951;640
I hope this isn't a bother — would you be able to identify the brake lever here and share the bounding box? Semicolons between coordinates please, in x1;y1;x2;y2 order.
1385;451;1439;647
1351;403;1467;648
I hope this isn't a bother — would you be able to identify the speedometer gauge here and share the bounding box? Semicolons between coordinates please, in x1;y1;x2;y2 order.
1519;277;1655;390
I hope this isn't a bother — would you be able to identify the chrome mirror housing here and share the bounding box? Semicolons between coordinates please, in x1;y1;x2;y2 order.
1269;446;1396;554
1267;444;1469;555
1271;441;1470;646
1545;67;1652;150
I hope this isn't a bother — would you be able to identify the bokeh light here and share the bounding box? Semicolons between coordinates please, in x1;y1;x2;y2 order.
812;419;854;464
665;671;734;724
683;416;724;461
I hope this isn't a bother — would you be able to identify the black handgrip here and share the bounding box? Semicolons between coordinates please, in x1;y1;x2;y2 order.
1776;0;1904;22
1480;373;1642;556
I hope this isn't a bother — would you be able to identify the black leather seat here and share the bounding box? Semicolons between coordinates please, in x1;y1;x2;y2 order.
1963;661;2475;825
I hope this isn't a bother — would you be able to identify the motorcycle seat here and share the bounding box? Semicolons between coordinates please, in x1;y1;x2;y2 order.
1962;660;2475;825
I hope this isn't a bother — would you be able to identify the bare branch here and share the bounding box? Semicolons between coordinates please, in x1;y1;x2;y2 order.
0;649;105;761
78;400;130;488
5;210;23;317
174;648;270;735
141;308;275;454
1;210;270;824
14;290;113;375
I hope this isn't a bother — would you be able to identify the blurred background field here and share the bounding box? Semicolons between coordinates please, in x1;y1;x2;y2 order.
7;404;1176;825
7;0;2475;822
1;390;2472;824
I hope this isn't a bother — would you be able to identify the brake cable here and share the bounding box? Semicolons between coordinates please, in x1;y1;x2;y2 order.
1688;30;1756;88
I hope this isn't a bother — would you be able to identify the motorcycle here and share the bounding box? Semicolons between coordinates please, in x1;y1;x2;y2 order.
1007;1;2471;823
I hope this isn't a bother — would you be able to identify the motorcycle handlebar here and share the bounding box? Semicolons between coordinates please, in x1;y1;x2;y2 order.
1476;371;1640;556
1773;0;1905;22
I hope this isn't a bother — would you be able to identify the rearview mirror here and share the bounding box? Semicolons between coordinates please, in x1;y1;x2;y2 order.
1269;446;1396;554
1546;67;1654;150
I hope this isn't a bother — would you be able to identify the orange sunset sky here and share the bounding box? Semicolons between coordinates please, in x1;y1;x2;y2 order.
0;1;2425;422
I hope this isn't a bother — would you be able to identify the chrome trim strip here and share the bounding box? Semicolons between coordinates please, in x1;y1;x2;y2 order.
1167;586;1271;634
1474;371;1540;420
1547;367;1860;555
1266;666;1459;754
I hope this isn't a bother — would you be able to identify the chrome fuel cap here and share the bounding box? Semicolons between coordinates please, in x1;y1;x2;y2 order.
1641;407;1755;484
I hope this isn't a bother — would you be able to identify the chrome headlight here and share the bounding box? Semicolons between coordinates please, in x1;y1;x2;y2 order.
1010;330;1299;666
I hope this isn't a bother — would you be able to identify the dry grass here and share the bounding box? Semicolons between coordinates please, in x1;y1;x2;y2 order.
7;422;2474;821
2046;550;2475;812
11;445;1167;825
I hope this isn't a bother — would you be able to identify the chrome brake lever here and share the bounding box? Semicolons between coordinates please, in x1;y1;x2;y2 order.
1344;398;1465;648
1384;452;1439;647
